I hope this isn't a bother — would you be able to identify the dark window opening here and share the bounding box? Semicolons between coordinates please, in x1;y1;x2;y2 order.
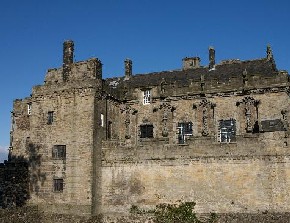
47;111;54;125
269;121;275;127
53;179;63;192
52;145;66;159
218;119;236;142
177;122;193;144
140;124;154;138
260;119;285;132
108;121;112;139
253;121;259;133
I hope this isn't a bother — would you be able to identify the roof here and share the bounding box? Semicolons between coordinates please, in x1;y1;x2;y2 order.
104;57;279;90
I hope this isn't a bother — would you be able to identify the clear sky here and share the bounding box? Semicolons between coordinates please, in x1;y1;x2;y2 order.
0;0;290;162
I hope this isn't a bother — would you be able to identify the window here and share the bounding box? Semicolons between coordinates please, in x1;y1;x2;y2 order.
177;122;193;144
52;145;66;159
47;111;54;124
53;178;64;192
218;119;236;142
27;103;32;115
101;114;104;127
107;121;112;139
143;90;151;105
140;124;154;138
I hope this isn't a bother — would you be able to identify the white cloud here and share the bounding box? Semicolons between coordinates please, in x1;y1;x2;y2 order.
0;145;8;162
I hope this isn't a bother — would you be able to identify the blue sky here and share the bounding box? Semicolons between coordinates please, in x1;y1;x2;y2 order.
0;0;290;162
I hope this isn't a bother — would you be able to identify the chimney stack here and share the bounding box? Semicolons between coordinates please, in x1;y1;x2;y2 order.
63;40;74;65
63;40;74;81
266;45;273;61
209;47;215;70
124;58;132;79
182;57;201;70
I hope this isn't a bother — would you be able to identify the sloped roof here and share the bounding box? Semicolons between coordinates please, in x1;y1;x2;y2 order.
104;57;278;89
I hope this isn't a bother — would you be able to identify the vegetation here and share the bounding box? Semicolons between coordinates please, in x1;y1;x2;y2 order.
130;201;218;223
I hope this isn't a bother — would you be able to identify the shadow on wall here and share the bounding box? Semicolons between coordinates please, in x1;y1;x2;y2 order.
0;142;46;208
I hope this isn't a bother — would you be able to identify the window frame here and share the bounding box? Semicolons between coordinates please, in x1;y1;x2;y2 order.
177;122;193;144
52;145;66;160
101;113;104;127
107;121;112;139
27;103;32;115
143;89;151;105
140;124;154;138
53;178;64;192
218;119;236;143
47;111;54;125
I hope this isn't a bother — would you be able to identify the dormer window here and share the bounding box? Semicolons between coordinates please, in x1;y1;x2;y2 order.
143;90;151;105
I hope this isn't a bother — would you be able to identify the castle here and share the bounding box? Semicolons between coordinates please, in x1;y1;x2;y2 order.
9;40;290;217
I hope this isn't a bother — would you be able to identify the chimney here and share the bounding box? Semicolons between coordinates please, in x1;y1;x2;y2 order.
124;58;132;79
63;40;74;81
182;57;201;70
266;44;273;61
63;40;74;65
209;47;215;70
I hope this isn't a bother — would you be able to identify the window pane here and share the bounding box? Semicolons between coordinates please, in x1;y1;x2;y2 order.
178;122;193;144
52;145;66;159
143;90;151;104
48;111;54;124
27;104;32;115
54;179;63;192
219;119;236;142
140;124;153;138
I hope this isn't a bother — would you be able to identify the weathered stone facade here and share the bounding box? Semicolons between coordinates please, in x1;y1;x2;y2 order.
10;41;290;217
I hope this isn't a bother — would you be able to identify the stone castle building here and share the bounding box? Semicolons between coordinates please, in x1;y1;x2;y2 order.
10;41;290;217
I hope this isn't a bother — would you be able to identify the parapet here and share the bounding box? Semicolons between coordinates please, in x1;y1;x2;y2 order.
44;58;102;84
44;40;103;85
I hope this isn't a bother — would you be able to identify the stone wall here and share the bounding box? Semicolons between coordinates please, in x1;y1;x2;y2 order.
100;88;290;215
101;156;290;214
11;63;104;215
9;41;290;218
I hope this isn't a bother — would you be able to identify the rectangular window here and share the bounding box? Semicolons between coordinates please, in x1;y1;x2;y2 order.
177;122;193;144
47;111;54;125
53;178;64;192
108;121;112;139
27;103;32;115
52;145;66;159
140;124;154;138
143;90;151;105
218;119;236;142
101;114;104;127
